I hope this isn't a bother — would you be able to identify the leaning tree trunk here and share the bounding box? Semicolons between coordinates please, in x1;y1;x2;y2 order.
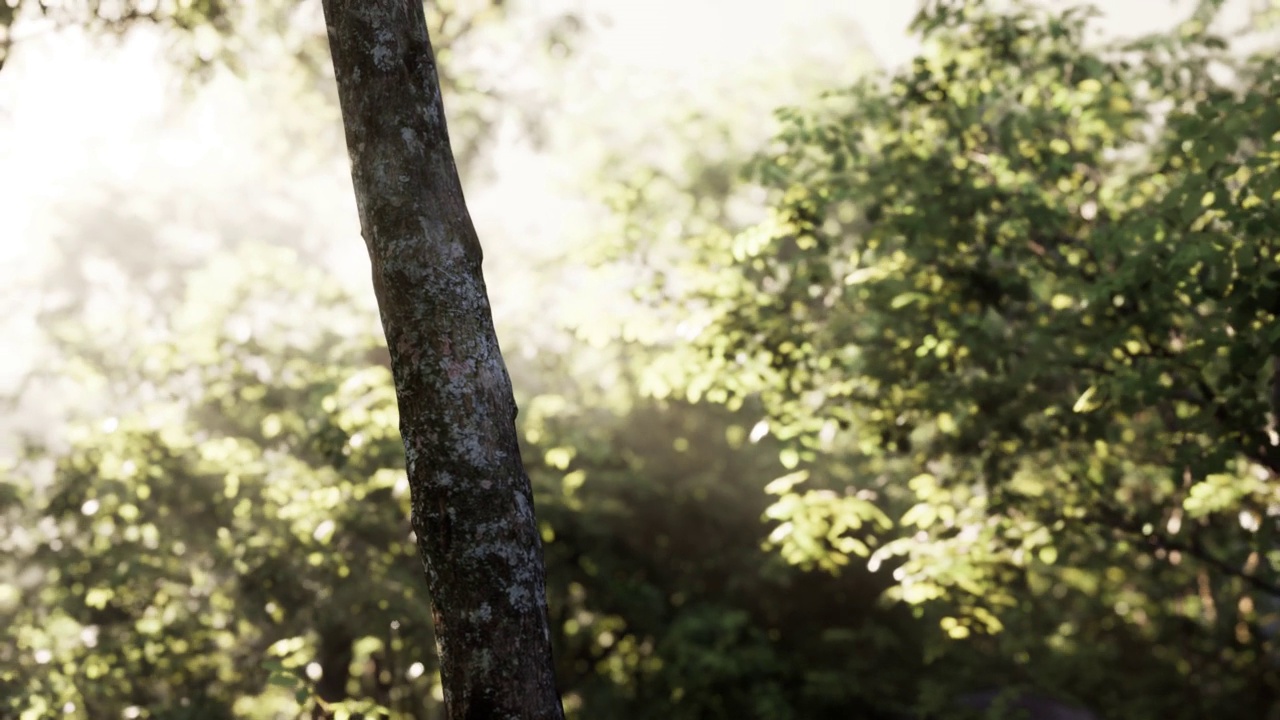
319;2;564;718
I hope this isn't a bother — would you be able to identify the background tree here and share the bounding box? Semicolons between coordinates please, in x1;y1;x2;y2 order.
600;0;1280;716
1;247;440;718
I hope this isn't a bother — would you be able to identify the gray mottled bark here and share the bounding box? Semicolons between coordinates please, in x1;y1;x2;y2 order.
319;1;563;718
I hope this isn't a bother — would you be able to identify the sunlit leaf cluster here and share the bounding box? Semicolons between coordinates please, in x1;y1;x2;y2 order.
1;246;437;718
614;0;1280;714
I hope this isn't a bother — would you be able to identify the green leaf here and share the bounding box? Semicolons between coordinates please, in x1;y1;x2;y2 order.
1072;386;1100;413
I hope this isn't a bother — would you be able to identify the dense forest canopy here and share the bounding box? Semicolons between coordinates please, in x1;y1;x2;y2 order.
3;0;1280;718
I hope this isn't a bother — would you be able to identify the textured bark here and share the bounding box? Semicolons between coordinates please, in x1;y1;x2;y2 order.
319;2;564;718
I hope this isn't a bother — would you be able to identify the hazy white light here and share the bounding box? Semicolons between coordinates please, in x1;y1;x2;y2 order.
1239;511;1260;532
818;420;837;445
749;420;769;443
34;649;52;664
81;498;100;516
228;317;252;344
312;519;335;543
407;661;425;680
305;662;322;680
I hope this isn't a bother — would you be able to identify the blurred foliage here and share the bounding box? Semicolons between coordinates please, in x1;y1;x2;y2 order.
1;244;927;719
594;0;1280;717
2;246;437;718
0;0;518;80
0;0;586;172
8;0;588;431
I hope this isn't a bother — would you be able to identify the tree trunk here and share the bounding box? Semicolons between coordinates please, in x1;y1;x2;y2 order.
318;2;564;718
